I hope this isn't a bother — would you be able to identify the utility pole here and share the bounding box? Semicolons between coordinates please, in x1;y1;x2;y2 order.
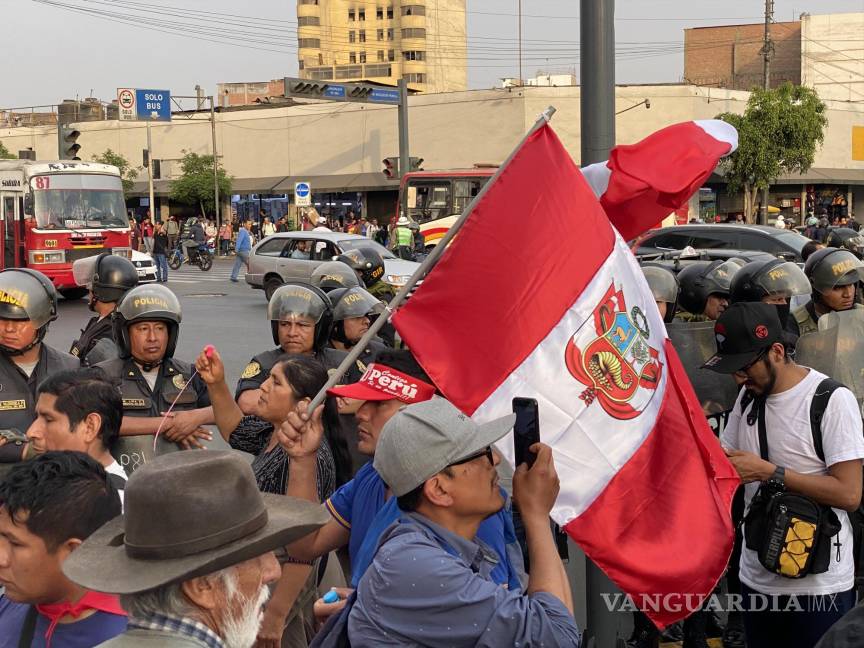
580;0;616;165
146;120;155;223
760;0;774;224
518;0;523;84
398;78;410;179
210;97;221;234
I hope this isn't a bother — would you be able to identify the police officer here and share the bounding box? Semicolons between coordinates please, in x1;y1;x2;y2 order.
0;269;79;446
730;258;811;337
825;227;864;259
311;260;362;293
640;265;678;322
675;260;739;322
328;286;388;359
95;283;212;472
392;216;414;260
235;283;352;415
336;247;395;301
69;254;139;365
793;247;864;335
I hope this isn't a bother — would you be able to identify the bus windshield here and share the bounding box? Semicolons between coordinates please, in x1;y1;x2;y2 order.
405;181;451;224
32;174;128;230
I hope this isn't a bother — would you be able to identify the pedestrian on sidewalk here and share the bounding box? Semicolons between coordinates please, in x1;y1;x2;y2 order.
141;213;155;253
166;214;180;251
219;221;232;256
152;221;169;282
230;219;253;283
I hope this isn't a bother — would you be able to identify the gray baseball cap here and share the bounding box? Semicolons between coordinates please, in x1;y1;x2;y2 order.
373;398;516;497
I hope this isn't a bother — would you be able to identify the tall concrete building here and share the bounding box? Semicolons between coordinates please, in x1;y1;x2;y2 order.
297;0;467;93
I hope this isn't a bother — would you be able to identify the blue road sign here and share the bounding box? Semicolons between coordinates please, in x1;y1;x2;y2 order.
295;182;311;198
324;85;346;99
369;88;401;104
135;89;172;122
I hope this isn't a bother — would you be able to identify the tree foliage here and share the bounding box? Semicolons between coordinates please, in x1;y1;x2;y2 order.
716;83;827;221
169;151;232;218
92;149;138;195
0;141;16;160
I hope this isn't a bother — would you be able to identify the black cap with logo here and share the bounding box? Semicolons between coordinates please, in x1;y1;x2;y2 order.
703;302;783;374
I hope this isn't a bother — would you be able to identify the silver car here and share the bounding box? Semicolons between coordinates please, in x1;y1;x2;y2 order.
246;231;420;300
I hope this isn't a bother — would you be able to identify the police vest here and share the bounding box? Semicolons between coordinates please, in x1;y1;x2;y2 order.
395;226;413;247
70;315;115;366
235;346;355;400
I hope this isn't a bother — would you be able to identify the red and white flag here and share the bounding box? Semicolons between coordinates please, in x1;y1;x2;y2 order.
392;120;741;628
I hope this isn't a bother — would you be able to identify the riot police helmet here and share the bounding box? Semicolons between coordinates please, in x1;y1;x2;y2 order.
329;286;385;345
804;247;864;294
336;247;386;287
267;283;333;351
113;284;183;360
640;265;679;322
73;253;139;304
311;261;361;293
676;260;739;316
730;259;810;304
0;269;59;355
825;227;864;259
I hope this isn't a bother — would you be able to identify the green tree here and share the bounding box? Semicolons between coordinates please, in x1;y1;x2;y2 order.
0;141;16;160
169;151;232;218
716;83;827;222
92;149;139;195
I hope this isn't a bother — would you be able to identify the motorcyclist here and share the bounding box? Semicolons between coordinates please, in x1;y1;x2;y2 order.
69;254;139;365
793;247;864;335
0;269;79;462
675;260;740;322
640;265;678;322
95;283;213;471
180;217;206;263
729;258;811;336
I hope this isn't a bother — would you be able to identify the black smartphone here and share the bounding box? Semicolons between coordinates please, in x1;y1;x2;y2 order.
512;397;540;468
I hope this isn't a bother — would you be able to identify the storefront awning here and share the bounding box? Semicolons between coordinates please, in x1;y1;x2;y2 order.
128;172;400;197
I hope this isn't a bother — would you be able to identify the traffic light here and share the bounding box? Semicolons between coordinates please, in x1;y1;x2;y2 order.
152;159;161;180
286;81;330;97
409;157;424;172
57;123;81;160
142;149;150;168
382;157;399;179
349;86;373;99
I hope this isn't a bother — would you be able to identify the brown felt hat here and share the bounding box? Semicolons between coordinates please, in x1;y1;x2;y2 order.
63;451;329;594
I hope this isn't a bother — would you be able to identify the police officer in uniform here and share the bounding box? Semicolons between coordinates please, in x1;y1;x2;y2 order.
640;265;678;322
793;247;864;335
825;227;864;259
328;286;388;362
236;283;352;415
310;260;362;293
69;254;139;366
0;269;79;457
392;216;414;260
95;283;212;472
675;259;739;322
336;247;395;301
729;258;811;337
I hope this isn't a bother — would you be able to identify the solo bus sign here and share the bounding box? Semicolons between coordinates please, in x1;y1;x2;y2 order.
117;88;172;122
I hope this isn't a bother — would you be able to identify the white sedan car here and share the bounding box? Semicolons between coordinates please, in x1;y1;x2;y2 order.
131;249;158;283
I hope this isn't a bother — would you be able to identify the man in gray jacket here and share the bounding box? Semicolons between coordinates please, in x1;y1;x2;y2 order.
63;451;329;648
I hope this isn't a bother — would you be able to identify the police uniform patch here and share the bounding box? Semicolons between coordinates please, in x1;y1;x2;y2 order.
122;398;147;408
241;361;262;379
356;360;367;374
0;400;26;411
172;374;188;390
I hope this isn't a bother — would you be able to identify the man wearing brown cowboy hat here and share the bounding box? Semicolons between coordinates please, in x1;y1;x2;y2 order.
62;451;329;648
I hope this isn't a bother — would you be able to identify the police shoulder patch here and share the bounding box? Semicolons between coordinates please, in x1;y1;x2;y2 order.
172;374;188;389
242;361;262;379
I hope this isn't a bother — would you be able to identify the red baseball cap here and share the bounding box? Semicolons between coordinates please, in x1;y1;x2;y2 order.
328;363;436;403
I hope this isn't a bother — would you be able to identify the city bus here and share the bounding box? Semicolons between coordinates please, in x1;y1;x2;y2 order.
398;167;496;247
0;160;132;299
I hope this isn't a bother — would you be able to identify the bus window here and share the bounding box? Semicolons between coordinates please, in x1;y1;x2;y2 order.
453;179;485;215
406;181;451;224
32;174;128;230
3;196;16;268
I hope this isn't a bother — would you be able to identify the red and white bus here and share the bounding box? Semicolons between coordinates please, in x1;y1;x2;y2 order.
0;160;132;299
398;167;496;247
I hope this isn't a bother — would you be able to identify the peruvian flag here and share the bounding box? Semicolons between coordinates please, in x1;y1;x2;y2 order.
392;121;741;628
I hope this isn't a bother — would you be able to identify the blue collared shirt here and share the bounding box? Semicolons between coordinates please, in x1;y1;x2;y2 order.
235;228;251;252
347;513;580;647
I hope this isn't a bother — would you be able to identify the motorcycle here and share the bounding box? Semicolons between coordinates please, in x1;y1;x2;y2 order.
168;242;213;271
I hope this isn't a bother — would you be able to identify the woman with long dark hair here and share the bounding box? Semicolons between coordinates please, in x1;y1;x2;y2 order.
194;347;351;648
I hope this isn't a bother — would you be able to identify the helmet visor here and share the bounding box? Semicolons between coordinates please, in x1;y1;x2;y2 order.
333;288;385;321
813;251;864;292
268;285;327;324
118;284;182;324
72;256;100;289
755;262;811;300
641;266;678;304
702;260;739;295
0;270;54;327
311;262;361;291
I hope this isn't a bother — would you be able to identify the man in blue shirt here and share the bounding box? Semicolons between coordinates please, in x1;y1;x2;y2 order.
0;452;126;648
230;219;253;283
347;398;580;647
280;352;524;616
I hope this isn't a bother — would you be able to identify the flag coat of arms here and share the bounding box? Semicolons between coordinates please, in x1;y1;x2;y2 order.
392;119;742;628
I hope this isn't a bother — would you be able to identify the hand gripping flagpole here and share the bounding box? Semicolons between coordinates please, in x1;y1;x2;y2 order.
308;106;557;411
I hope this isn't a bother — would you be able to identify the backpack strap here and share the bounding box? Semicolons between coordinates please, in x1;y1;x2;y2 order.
17;606;38;648
809;378;844;464
756;398;769;462
107;473;126;492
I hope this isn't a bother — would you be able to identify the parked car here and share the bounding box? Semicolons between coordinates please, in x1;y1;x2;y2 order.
131;249;158;283
246;232;420;300
631;224;810;263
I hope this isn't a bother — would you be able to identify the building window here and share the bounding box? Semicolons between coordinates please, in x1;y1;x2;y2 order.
387;6;393;18
376;7;384;19
403;50;426;61
348;8;355;20
387;28;394;40
360;51;367;63
298;38;321;48
308;66;333;80
358;9;365;20
388;49;395;61
377;50;385;62
359;30;366;42
335;65;363;79
405;73;426;83
298;60;305;70
377;29;384;40
365;64;392;77
349;30;356;43
402;5;426;16
401;28;426;39
299;0;318;4
349;52;356;63
298;16;320;26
